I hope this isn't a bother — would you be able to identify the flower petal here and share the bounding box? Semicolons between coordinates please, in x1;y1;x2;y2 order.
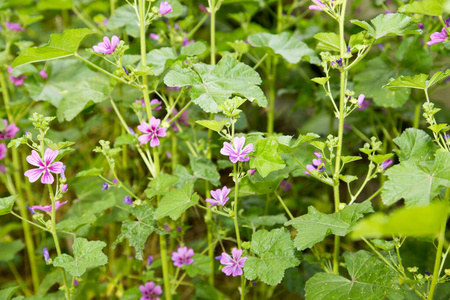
137;121;150;133
41;170;54;184
232;136;246;152
232;248;242;261
232;265;243;276
111;36;120;49
220;142;234;156
138;134;152;145
48;161;63;174
149;116;161;129
24;168;44;182
220;252;233;265
27;150;45;167
156;127;167;137
222;265;234;276
54;200;68;211
44;148;59;166
149;136;160;147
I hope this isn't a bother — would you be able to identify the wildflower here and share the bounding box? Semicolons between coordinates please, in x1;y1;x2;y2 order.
123;196;133;205
425;270;431;276
32;201;68;213
314;151;321;158
7;67;27;86
41;248;50;263
305;152;325;175
147;255;154;267
74;279;79;286
159;1;173;15
40;69;48;79
358;98;370;111
417;23;424;30
171;246;194;267
113;178;118;184
139;281;162;300
24;148;64;184
5;21;24;32
249;168;257;175
220;136;254;163
150;33;159;40
0;144;6;160
336;58;343;67
102;183;109;190
199;4;208;13
60;165;66;180
280;179;291;192
61;184;68;192
176;226;182;232
26;206;37;215
169;108;189;132
128;127;135;135
309;0;325;11
220;248;247;277
206;186;231;207
93;36;120;55
357;94;365;106
164;224;171;232
137;98;162;110
380;158;393;170
347;46;351;53
182;37;194;46
137;117;167;147
0;120;19;140
426;28;448;45
122;66;129;75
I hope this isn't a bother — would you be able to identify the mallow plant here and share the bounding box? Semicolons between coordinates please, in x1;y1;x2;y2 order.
1;0;450;299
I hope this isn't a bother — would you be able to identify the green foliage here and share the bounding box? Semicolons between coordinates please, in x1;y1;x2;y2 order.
399;0;446;16
382;152;450;207
393;128;437;162
242;214;287;229
145;173;178;199
0;195;17;215
244;228;301;285
189;154;221;186
0;286;19;300
351;201;448;239
12;29;94;67
55;213;97;232
250;137;286;178
351;13;420;40
164;56;267;113
305;251;404;299
76;167;104;177
195;120;228;133
0;240;24;262
112;203;157;260
154;184;199;220
248;32;318;64
106;5;139;37
285;202;373;250
53;237;108;277
182;254;211;277
313;32;341;52
384;70;450;91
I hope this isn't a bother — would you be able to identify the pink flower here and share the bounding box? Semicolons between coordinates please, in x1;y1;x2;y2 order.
220;137;253;163
24;148;64;184
159;1;173;15
93;36;120;54
40;69;48;79
136;98;162;110
249;168;257;175
182;37;194;46
171;246;194;267
220;248;247;277
0;144;6;160
149;33;159;40
357;94;365;106
0;119;19;139
309;0;325;11
427;28;448;45
61;184;68;192
206;186;230;207
139;281;162;300
7;67;27;86
32;200;68;213
199;4;208;13
169;108;189;132
137;117;167;147
5;21;24;32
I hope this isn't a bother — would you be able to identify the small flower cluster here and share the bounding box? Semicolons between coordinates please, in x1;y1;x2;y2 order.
171;246;194;267
305;152;325;175
220;136;253;163
427;19;449;46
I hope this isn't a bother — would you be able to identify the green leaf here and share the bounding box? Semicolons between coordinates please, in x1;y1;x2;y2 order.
12;29;94;67
248;32;317;64
399;0;445;16
369;153;394;164
146;47;177;76
37;0;72;10
154;184;199;220
250;137;286;178
291;133;320;149
371;239;395;251
393;128;437;162
53;237;108;276
311;77;330;85
305;251;404;300
106;5;139;38
341;155;362;164
0;240;25;262
76;167;104;177
242;214;288;228
145;173;178;199
164;56;267;113
112;203;157;260
114;133;135;147
182;254;211;277
351;201;448;239
189;153;221;186
313;32;341;52
0;286;19;300
195;120;228;132
385;70;450;91
180;41;207;56
285;202;373;250
0;195;17;215
55;214;96;232
351;13;420;40
382;152;450;207
244;228;301;285
427;70;450;89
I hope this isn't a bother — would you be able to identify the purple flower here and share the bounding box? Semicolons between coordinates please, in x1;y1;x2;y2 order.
60;165;66;180
347;46;351;53
357;94;365;106
171;246;194;267
164;224;171;232
26;206;36;215
40;69;48;79
122;66;129;75
5;21;24;32
147;255;154;267
61;184;68;192
136;98;162;110
102;183;109;190
74;279;79;286
280;179;291;192
0;144;6;160
32;201;68;213
220;248;247;277
427;28;448;45
380;158;393;170
93;36;120;55
314;151;321;158
309;0;325;11
220;137;254;163
425;270;431;276
113;178;118;184
182;37;194;46
206;186;231;207
150;33;159;40
176;226;182;232
137;117;167;147
41;248;50;262
169;109;189;132
166;151;172;158
336;58;343;67
159;1;173;15
199;4;208;13
123;196;133;205
7;67;27;86
305;152;325;175
139;281;162;300
249;168;257;175
417;23;424;30
24;148;64;184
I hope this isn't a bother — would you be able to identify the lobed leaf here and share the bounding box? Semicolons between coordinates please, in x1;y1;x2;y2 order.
154;184;199;220
0;195;18;216
392;128;437;162
250;137;286;178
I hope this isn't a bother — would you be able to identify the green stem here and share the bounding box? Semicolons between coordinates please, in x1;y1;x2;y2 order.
413;102;421;129
274;191;294;219
10;211;49;232
233;163;242;250
267;56;277;135
0;71;40;294
253;53;268;70
332;0;348;275
210;0;216;65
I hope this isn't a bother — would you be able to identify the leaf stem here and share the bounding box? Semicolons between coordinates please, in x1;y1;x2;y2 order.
274;191;294;220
